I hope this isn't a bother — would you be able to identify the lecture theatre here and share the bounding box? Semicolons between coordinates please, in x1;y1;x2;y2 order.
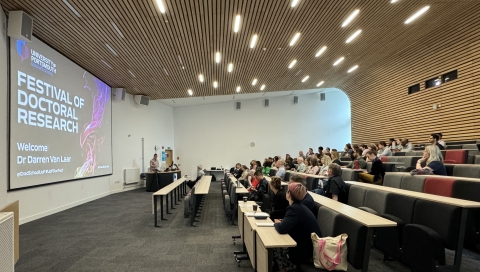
0;0;480;271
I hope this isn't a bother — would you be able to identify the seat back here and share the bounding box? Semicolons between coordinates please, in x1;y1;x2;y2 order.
363;189;389;214
396;156;422;168
284;171;291;182
475;155;480;164
380;156;388;162
347;185;367;208
412;200;462;249
393;152;405;156
423;177;455;197
317;206;338;237
305;176;317;191
384;193;417;224
341;168;356;181
444;150;467;164
462;144;477;150
406;151;424;156
366;162;372;172
269;169;277;177
400;175;426;192
452;164;480;178
333;214;368;270
383;172;406;188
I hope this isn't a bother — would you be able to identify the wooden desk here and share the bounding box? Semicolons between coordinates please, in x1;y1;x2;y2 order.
256;227;296;272
145;170;182;192
152;177;186;227
231;177;249;225
189;176;212;226
265;176;289;186
308;191;396;272
204;169;225;180
287;170;328;179
346;181;480;272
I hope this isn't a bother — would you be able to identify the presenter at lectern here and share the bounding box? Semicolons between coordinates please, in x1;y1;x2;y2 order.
150;154;159;172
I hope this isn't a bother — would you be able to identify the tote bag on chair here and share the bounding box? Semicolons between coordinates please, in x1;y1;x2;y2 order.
311;233;348;271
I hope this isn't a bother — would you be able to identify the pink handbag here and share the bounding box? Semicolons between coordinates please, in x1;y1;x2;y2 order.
311;233;348;271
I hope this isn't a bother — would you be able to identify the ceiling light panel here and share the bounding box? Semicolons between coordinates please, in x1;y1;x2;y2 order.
315;46;327;57
316;81;324;87
250;34;258;48
155;0;166;13
289;32;301;46
333;57;345;66
342;9;360;27
198;74;204;82
236;86;241;92
288;59;297;69
346;29;362;43
405;6;430;24
291;0;300;8
213;81;218;88
188;89;193;96
101;60;112;69
260;85;266;90
62;0;81;17
348;65;359;73
215;52;221;63
234;15;241;33
111;22;124;38
301;76;309;82
106;44;117;56
227;63;233;72
128;70;136;78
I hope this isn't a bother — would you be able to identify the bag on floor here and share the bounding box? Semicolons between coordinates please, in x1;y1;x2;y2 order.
311;233;348;271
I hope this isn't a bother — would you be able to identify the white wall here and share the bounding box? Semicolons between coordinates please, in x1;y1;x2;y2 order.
173;91;351;176
0;10;175;223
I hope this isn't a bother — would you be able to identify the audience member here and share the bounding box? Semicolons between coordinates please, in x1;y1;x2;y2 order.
296;157;306;173
306;157;319;175
344;148;367;169
233;163;244;179
331;150;341;165
429;133;445;150
323;163;348;203
230;163;241;175
389;138;397;150
344;143;353;157
269;177;289;220
298;150;305;159
187;165;205;189
248;171;268;201
238;165;249;185
149;154;159;171
289;174;317;216
437;133;446;147
358;150;385;185
361;144;368;156
415;145;447;175
325;147;331;154
318;146;324;155
401;139;413;152
377;141;392;157
275;160;286;179
246;170;258;192
285;158;295;170
262;161;272;176
273;183;322;272
318;154;332;175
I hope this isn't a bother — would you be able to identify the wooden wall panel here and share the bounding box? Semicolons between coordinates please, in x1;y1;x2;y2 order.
340;7;480;144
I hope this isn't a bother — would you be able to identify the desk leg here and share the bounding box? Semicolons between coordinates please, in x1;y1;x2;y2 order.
267;248;274;272
154;195;160;227
170;192;176;209
166;194;172;214
160;196;167;221
453;208;468;272
190;194;197;227
361;228;374;272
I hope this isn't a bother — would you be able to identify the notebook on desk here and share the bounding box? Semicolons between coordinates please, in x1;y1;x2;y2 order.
255;222;275;227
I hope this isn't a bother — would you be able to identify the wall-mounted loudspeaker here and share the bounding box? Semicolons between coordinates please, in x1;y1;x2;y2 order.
293;96;298;104
320;93;326;101
134;95;150;106
113;88;126;101
236;101;241;110
7;11;33;42
264;99;269;107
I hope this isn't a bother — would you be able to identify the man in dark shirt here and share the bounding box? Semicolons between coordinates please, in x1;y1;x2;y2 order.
289;174;318;217
323;163;348;203
250;171;268;201
429;133;445;150
233;163;244;179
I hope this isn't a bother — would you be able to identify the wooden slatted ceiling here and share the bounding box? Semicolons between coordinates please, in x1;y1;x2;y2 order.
0;0;476;100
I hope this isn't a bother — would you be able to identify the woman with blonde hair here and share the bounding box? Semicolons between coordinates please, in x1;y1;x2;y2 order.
318;154;332;175
415;145;447;175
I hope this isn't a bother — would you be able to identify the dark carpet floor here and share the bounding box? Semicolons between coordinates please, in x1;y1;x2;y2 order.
15;182;480;272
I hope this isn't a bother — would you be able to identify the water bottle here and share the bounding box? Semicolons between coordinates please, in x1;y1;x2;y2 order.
354;160;359;169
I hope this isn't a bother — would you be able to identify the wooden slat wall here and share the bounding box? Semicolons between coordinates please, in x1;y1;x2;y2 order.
339;6;480;144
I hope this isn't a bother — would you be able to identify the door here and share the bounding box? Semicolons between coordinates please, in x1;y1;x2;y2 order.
165;149;173;166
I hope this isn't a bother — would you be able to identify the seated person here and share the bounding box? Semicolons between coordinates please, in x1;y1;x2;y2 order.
358;150;385;185
429;133;445;150
273;183;322;272
269;177;289;220
437;132;446;147
248;171;268;201
322;163;348;203
289;174;317;216
295;157;306;173
237;165;249;186
377;141;392;157
415;145;447;175
149;154;159;172
233;163;243;179
305;157;319;175
285;158;295;171
343;143;353;157
187;165;205;189
275;160;286;179
343;148;367;169
246;170;258;192
262;160;272;176
399;138;413;152
318;154;332;175
331;150;341;165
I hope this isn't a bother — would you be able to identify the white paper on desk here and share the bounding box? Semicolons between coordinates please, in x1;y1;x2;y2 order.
256;222;275;227
238;204;253;208
245;212;269;217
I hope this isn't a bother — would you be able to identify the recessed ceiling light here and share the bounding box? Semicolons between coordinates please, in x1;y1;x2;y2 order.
252;78;258;85
333;57;345;66
291;0;300;7
250;34;258;48
198;74;204;82
301;76;309;82
128;70;136;78
188;89;193;96
215;52;221;63
316;81;324;87
163;68;169;75
228;63;233;72
101;60;112;69
346;29;362;43
342;9;360;27
390;0;399;3
105;44;117;56
348;65;359;73
234;15;241;33
155;0;166;13
111;22;124;38
260;85;266;90
62;0;81;17
288;59;297;69
405;6;430;24
236;86;241;93
315;46;327;57
289;32;301;46
213;81;218;88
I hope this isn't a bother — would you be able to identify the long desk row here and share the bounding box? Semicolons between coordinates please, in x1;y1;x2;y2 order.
189;175;212;226
152;177;187;227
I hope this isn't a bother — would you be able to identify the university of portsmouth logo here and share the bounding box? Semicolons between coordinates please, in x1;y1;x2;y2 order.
16;40;30;61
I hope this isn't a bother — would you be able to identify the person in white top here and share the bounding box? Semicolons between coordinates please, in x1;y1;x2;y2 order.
437;133;446;147
377;141;392;157
150;154;159;171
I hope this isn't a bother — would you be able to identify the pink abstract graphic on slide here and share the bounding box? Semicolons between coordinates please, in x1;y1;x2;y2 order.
75;72;109;178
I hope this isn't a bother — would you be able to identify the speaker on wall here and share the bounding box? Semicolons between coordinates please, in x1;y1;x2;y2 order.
134;95;150;106
293;96;298;104
7;11;33;42
320;93;326;101
264;99;269;107
236;101;241;110
113;88;126;101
